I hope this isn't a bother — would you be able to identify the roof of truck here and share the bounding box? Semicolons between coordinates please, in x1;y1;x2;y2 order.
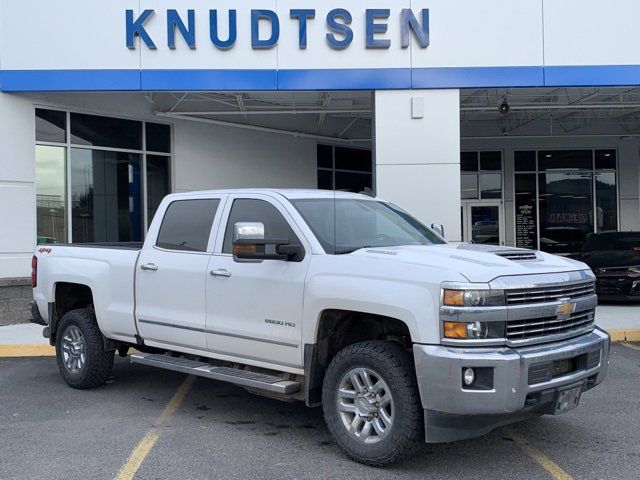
172;189;377;201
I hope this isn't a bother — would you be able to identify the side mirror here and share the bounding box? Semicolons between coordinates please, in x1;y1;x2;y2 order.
431;223;445;238
232;222;304;262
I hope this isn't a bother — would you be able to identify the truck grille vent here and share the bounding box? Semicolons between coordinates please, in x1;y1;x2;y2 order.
495;250;539;261
505;281;595;305
507;310;595;340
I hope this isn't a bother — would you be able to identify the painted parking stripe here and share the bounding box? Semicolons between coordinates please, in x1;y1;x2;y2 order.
115;375;196;480
506;429;574;480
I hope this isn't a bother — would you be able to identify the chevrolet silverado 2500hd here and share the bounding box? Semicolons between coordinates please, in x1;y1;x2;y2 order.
30;189;609;466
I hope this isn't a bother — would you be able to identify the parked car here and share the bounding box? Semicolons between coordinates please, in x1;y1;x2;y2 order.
569;231;640;301
30;189;609;466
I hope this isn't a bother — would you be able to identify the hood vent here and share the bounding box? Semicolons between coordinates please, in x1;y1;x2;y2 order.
495;250;539;261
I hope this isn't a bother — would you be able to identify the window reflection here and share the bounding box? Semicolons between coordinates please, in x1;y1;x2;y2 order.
36;146;67;244
70;149;142;243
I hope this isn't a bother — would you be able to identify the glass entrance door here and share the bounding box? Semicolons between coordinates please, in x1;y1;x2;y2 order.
462;202;504;246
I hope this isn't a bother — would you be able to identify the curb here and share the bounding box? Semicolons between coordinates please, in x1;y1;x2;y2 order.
607;329;640;342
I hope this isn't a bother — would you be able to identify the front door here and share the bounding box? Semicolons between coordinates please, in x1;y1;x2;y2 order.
205;194;311;370
461;201;504;246
135;195;226;352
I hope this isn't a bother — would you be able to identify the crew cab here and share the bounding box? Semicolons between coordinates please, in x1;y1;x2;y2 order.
30;189;610;466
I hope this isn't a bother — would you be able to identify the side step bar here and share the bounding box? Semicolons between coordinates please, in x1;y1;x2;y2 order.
130;353;301;395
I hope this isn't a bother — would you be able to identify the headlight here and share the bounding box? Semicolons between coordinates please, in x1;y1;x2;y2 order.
443;320;505;339
442;288;505;307
628;267;640;274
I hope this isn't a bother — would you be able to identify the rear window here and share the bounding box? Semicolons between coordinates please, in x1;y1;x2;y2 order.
156;199;220;252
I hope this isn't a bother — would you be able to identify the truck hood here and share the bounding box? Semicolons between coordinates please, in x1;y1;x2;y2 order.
350;243;589;283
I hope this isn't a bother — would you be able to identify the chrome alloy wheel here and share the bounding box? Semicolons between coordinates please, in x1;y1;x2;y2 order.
61;325;86;374
337;367;394;444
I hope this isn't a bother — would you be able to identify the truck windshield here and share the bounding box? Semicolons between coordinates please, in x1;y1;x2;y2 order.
291;198;446;254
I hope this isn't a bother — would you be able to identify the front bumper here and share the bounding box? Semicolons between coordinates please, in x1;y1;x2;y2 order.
413;328;610;442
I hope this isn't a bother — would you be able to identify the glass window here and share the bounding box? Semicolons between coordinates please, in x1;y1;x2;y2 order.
71;113;142;150
461;152;478;172
480;151;501;171
36;146;67;244
70;149;143;243
480;173;502;199
156;199;219;252
335;171;372;193
147;155;171;225
146;123;171;153
461;174;478;200
335;147;372;172
36;109;67;143
538;150;592;171
318;170;333;190
538;172;593;254
514;174;538;249
595;171;618;232
514;151;536;171
317;145;333;169
595;150;616;170
223;199;300;254
291;199;445;254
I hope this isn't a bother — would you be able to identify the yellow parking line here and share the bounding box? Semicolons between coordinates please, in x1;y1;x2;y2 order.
0;344;55;357
506;429;573;480
115;375;196;480
620;342;640;352
608;329;640;342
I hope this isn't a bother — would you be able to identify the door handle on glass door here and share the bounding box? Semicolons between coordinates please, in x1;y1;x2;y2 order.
140;263;159;271
210;269;232;278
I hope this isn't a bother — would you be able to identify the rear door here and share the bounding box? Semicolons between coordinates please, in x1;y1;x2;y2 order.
135;195;227;351
205;194;311;369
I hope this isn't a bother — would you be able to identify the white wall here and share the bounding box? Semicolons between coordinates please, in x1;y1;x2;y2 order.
0;94;37;278
374;89;461;241
0;91;317;278
461;136;640;246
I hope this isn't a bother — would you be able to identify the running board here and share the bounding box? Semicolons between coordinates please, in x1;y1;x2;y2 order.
130;353;301;395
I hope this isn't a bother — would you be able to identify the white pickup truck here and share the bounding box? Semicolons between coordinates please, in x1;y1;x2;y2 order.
30;189;610;466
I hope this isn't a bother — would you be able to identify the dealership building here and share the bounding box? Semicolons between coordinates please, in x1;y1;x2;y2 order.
1;0;640;322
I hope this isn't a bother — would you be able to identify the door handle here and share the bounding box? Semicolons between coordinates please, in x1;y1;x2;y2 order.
140;263;159;271
210;269;232;278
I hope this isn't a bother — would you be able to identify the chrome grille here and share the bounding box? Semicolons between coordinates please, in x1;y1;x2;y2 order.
505;281;595;305
507;310;595;340
495;251;538;261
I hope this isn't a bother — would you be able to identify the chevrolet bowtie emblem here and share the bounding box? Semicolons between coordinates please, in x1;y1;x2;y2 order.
556;299;576;319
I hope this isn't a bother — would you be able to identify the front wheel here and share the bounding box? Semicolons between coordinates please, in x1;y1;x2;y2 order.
55;308;114;389
322;341;423;466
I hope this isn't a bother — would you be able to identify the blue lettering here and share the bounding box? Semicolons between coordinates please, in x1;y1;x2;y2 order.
210;10;237;50
401;9;430;48
126;9;156;50
290;9;316;49
251;10;280;49
326;9;353;50
366;9;390;49
167;9;196;49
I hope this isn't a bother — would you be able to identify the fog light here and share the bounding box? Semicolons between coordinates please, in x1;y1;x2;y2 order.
463;368;475;386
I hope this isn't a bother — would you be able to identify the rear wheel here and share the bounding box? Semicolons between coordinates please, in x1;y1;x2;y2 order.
322;341;423;466
55;309;114;389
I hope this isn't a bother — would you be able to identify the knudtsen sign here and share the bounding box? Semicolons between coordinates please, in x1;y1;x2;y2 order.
126;8;430;50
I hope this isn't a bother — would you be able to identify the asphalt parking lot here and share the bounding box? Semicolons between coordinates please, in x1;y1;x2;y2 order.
0;343;639;480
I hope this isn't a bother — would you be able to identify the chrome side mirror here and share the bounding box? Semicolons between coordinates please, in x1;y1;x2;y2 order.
232;222;304;262
431;223;445;238
233;222;265;242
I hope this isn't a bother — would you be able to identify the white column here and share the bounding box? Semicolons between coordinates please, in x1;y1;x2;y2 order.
374;89;461;241
0;93;36;278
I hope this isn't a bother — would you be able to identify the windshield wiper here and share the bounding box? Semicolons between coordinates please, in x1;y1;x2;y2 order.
334;246;372;255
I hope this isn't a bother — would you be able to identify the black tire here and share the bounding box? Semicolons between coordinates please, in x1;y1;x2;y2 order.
55;308;114;389
322;341;423;466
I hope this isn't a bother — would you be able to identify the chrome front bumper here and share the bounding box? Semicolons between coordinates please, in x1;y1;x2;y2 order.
413;328;610;442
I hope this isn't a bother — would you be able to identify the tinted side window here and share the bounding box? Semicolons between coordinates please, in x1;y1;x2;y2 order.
223;199;300;254
156;199;220;252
